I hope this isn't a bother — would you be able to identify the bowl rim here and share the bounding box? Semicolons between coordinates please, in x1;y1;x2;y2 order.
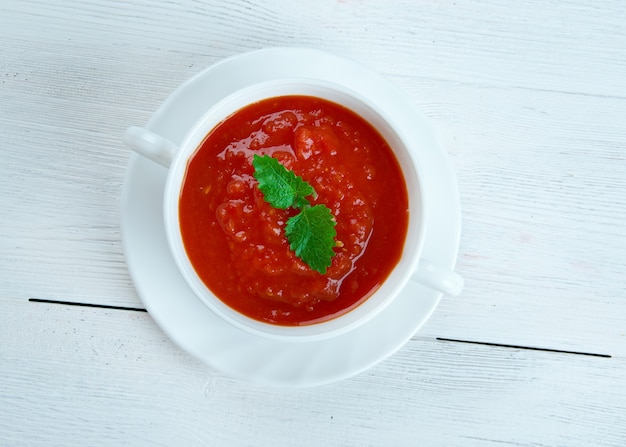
162;77;426;342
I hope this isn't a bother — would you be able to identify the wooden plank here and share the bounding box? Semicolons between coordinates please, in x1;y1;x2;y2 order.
414;78;626;356
1;299;624;446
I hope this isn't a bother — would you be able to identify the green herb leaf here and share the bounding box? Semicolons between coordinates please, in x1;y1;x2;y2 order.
252;154;316;209
285;205;337;274
252;154;337;274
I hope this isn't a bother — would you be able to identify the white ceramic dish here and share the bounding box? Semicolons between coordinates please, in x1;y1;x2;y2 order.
120;48;462;387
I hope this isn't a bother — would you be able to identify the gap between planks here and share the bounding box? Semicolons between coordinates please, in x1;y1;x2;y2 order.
28;298;612;358
28;297;147;313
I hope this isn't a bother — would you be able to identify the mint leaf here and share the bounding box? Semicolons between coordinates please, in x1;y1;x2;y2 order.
285;205;337;274
252;154;316;209
252;154;337;273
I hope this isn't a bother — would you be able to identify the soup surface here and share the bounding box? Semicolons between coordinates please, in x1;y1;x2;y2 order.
179;95;409;326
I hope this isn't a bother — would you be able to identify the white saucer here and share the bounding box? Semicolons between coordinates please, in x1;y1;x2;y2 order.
120;48;461;387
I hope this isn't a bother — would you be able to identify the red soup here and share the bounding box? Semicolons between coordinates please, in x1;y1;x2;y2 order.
179;95;409;326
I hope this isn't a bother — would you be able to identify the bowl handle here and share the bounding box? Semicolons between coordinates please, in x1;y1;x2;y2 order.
123;126;177;168
412;259;464;296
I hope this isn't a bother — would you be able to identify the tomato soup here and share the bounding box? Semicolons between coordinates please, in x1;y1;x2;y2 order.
179;95;409;326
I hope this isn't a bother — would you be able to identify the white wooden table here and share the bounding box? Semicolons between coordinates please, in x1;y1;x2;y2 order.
2;1;625;445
